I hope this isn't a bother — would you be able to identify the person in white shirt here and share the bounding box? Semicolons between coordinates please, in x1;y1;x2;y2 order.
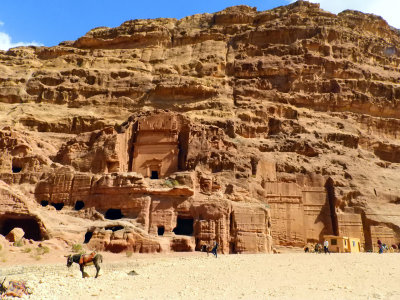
323;240;330;254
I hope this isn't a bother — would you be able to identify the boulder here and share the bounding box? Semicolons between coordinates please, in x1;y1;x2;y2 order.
6;227;25;243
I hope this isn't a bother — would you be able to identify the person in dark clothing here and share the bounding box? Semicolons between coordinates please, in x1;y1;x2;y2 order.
211;242;219;258
377;238;383;254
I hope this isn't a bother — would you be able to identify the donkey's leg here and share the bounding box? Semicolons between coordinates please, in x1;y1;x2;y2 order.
95;263;100;278
80;264;85;278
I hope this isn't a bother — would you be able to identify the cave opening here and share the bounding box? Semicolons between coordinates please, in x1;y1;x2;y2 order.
151;171;159;179
105;225;124;232
105;209;124;220
84;231;93;244
51;203;64;211
12;165;22;173
173;216;193;236
157;226;165;236
325;177;339;236
74;201;85;211
40;200;49;207
0;215;42;241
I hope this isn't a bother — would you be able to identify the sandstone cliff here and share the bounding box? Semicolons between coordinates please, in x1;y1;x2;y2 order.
0;1;399;253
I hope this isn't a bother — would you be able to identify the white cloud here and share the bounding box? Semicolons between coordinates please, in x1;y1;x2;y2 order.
0;31;43;51
289;0;400;29
0;21;4;27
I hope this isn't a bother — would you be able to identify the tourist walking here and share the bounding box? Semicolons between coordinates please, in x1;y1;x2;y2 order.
211;242;219;258
323;240;330;254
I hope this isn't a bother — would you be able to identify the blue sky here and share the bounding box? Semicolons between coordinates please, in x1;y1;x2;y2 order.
0;0;399;50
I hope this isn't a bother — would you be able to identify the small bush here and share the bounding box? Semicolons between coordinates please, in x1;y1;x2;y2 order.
13;239;24;247
164;179;180;188
126;251;133;258
22;247;32;253
36;246;49;255
72;243;84;253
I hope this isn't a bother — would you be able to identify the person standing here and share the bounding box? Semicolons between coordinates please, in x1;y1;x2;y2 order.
324;239;330;254
211;242;219;258
377;238;383;254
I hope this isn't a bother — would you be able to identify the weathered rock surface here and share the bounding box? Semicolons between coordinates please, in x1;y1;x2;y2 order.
5;227;24;242
0;1;400;253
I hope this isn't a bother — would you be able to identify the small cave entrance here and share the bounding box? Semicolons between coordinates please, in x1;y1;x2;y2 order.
51;203;64;210
173;216;194;236
105;209;124;220
325;177;339;236
0;215;42;241
151;171;159;179
12;165;22;173
84;231;93;244
74;201;85;211
157;226;165;236
40;200;49;207
105;225;124;232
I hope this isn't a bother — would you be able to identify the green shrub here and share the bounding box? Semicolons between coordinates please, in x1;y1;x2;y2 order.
72;243;84;253
36;246;49;255
126;250;133;258
22;247;32;253
164;179;180;188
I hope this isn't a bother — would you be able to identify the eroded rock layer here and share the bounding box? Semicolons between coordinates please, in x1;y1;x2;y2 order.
0;1;400;252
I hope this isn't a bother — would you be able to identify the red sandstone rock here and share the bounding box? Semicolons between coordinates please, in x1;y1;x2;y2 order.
0;1;400;253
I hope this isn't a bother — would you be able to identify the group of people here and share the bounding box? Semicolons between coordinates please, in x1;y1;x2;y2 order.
377;238;400;254
201;242;219;257
304;240;330;254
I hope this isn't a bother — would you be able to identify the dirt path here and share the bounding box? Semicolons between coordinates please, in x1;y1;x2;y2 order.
0;252;399;299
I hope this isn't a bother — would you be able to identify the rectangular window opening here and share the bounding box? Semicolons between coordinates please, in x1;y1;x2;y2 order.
151;171;159;179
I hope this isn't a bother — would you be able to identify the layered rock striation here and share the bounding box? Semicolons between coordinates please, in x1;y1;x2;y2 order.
0;1;400;253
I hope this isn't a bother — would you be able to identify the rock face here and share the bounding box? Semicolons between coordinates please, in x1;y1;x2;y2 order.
0;1;400;253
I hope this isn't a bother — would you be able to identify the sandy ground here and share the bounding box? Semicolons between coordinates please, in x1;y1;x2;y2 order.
0;252;399;300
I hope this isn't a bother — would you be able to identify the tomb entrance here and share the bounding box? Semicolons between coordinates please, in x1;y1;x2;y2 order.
130;113;189;178
173;216;194;236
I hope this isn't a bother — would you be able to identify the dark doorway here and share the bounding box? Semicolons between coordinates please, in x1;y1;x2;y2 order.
12;165;22;173
229;241;236;254
84;231;93;244
105;209;124;220
325;177;339;236
40;200;49;207
158;226;165;236
74;201;85;211
230;212;235;235
0;215;42;241
51;203;64;210
173;216;194;236
151;171;159;179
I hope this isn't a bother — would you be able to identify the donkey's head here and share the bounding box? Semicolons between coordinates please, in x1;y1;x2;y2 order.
66;255;73;267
